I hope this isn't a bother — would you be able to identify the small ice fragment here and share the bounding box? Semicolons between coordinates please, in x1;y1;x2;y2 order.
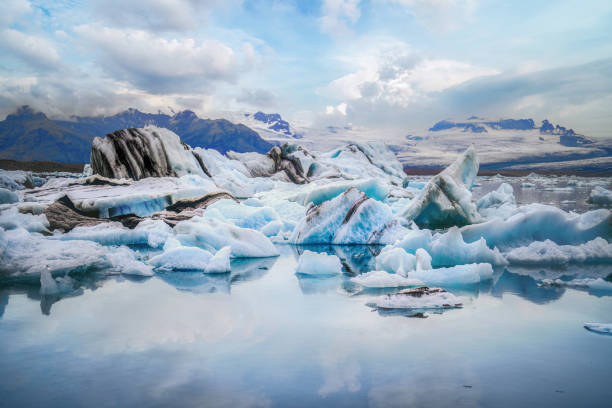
295;250;342;275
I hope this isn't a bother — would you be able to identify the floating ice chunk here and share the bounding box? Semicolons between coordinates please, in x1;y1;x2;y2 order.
409;263;493;286
0;228;149;280
588;186;612;205
539;278;612;291
295;250;342;275
0;188;18;204
174;216;279;258
298;178;390;206
460;205;612;250
477;183;516;219
351;270;423;288
506;238;612;265
429;227;507;267
415;248;432;271
148;241;214;271
584;323;612;335
106;246;154;276
371;287;462;309
290;188;396;244
375;247;417;276
59;219;172;248
205;246;231;273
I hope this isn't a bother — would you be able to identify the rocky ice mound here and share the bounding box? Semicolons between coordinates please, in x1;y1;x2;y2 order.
370;287;463;310
400;146;482;228
91;126;210;180
295;250;342;275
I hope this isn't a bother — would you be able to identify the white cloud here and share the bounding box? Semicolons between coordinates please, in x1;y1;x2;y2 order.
90;0;223;31
74;24;250;93
0;28;61;69
0;0;31;28
382;0;478;31
319;0;362;36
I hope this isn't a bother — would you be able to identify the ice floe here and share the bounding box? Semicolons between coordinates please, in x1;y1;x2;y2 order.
148;237;214;271
295;250;342;275
370;287;463;310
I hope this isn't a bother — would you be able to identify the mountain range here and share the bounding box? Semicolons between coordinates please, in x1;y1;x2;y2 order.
0;106;274;163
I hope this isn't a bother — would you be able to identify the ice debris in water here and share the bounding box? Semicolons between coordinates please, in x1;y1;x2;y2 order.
204;246;231;273
351;270;424;288
400;146;482;229
584;323;612;335
370;287;463;310
506;238;612;265
0;188;19;204
295;250;342;275
588;186;612;205
460;205;612;250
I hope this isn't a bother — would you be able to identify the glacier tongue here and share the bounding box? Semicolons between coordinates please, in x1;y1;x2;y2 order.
400;146;482;229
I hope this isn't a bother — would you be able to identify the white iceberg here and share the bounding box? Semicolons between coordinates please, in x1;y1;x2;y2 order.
351;270;423;288
295;250;342;275
205;246;232;273
148;237;214;271
409;263;493;286
429;227;507;267
460;205;612;250
506;238;612;265
174;216;279;258
375;246;417;276
477;182;517;219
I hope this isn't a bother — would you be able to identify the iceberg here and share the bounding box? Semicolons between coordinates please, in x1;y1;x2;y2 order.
588;186;612;205
408;263;493;286
429;227;507;267
415;248;433;271
375;246;417;276
477;182;517;219
370;287;462;309
174;216;279;258
350;270;423;288
290;188;401;245
204;246;232;273
584;323;612;335
460;205;612;250
400;146;482;228
506;238;612;265
148;237;213;271
295;250;342;275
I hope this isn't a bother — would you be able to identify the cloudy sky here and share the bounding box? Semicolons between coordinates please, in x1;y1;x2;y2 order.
0;0;611;137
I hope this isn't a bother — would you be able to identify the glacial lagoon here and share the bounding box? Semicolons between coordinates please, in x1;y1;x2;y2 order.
1;176;611;408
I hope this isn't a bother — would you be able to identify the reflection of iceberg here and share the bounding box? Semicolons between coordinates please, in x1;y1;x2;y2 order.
296;274;342;295
156;271;231;294
489;270;565;304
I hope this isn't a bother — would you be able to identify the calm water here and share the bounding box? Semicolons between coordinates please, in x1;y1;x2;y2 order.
1;177;611;408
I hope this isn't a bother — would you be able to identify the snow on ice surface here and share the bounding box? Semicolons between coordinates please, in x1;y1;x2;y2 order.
408;263;494;286
584;323;612;335
351;270;423;288
58;220;172;248
506;238;612;265
174;216;279;258
400;146;482;229
371;287;463;310
460;205;612;250
588;186;612;205
295;250;342;275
